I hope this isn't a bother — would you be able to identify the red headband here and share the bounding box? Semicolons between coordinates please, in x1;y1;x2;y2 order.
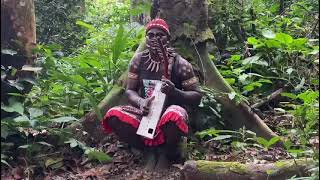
146;18;170;35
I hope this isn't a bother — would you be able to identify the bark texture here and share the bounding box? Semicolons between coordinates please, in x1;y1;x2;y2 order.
1;0;37;117
181;159;313;180
1;0;36;64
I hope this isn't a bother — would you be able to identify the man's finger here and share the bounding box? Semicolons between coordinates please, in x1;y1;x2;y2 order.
161;78;173;86
142;109;149;115
146;96;155;106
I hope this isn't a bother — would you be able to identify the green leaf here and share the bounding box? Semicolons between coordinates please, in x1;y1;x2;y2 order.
212;135;233;141
1;49;17;56
87;150;112;163
85;94;103;120
294;78;305;91
51;116;78;123
311;78;319;85
230;55;241;61
112;24;129;63
1;99;24;115
288;149;304;154
228;92;237;100
18;144;31;149
286;68;294;75
262;29;275;39
267;137;280;148
225;78;236;85
242;55;261;65
243;82;262;92
308;48;319;55
45;157;64;168
76;20;95;31
14;115;30;122
265;39;281;48
1;125;9;139
238;74;249;83
275;33;293;45
257;137;269;147
70;75;87;86
257;79;272;84
65;138;78;148
247;37;259;45
281;92;297;99
28;108;43;119
196;128;219;138
297;90;319;104
37;141;53;147
293;38;307;47
1;159;12;168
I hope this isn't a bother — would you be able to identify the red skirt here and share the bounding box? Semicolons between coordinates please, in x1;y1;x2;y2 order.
101;105;188;146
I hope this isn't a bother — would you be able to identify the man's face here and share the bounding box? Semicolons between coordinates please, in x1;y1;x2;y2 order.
146;28;169;50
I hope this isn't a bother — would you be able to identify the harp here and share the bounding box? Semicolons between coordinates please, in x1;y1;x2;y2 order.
136;37;169;139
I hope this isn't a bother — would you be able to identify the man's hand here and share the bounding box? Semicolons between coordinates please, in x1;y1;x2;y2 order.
161;77;175;95
139;96;155;115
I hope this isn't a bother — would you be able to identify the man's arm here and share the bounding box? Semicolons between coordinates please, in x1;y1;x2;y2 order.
126;78;142;108
125;54;142;107
125;54;155;115
161;78;202;106
161;56;203;106
171;86;202;106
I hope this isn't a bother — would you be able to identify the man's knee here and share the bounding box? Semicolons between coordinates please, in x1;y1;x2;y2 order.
107;116;121;129
162;122;182;145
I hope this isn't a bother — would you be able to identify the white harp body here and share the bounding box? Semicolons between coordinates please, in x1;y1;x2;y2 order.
136;81;166;139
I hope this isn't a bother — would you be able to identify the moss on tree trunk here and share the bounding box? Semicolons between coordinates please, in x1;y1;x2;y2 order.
181;159;313;180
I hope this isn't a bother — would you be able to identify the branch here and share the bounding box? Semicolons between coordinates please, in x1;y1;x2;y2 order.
251;88;284;109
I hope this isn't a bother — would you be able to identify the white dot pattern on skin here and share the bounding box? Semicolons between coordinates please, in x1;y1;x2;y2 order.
182;66;187;70
183;72;187;77
187;68;191;72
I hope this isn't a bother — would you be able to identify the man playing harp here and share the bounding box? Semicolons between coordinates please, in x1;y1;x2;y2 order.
101;18;202;169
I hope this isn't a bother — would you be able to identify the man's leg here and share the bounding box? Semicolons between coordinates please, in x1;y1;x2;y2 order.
107;116;144;150
155;121;183;169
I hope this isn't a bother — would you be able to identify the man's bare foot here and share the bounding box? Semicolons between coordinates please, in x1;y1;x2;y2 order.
144;151;157;171
155;153;170;170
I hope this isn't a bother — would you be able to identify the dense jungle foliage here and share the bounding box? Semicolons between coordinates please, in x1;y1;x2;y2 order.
1;0;319;179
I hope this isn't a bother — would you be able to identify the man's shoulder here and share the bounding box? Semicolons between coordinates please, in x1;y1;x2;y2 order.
131;49;149;63
174;54;192;68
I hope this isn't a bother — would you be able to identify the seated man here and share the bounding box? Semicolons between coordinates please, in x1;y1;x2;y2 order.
101;18;202;169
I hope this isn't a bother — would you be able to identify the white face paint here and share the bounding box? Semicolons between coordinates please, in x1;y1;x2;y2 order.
146;28;169;54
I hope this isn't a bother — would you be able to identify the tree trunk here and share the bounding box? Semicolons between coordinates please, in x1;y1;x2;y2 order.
181;159;313;180
130;0;152;25
1;0;36;65
77;0;278;142
1;0;37;117
155;0;277;140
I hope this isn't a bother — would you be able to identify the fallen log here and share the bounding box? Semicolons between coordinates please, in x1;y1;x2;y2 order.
181;159;313;180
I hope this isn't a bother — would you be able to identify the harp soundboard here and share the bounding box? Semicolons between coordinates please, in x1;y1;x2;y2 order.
136;81;166;139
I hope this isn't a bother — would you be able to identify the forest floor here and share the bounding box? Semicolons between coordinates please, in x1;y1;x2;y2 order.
1;110;318;180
